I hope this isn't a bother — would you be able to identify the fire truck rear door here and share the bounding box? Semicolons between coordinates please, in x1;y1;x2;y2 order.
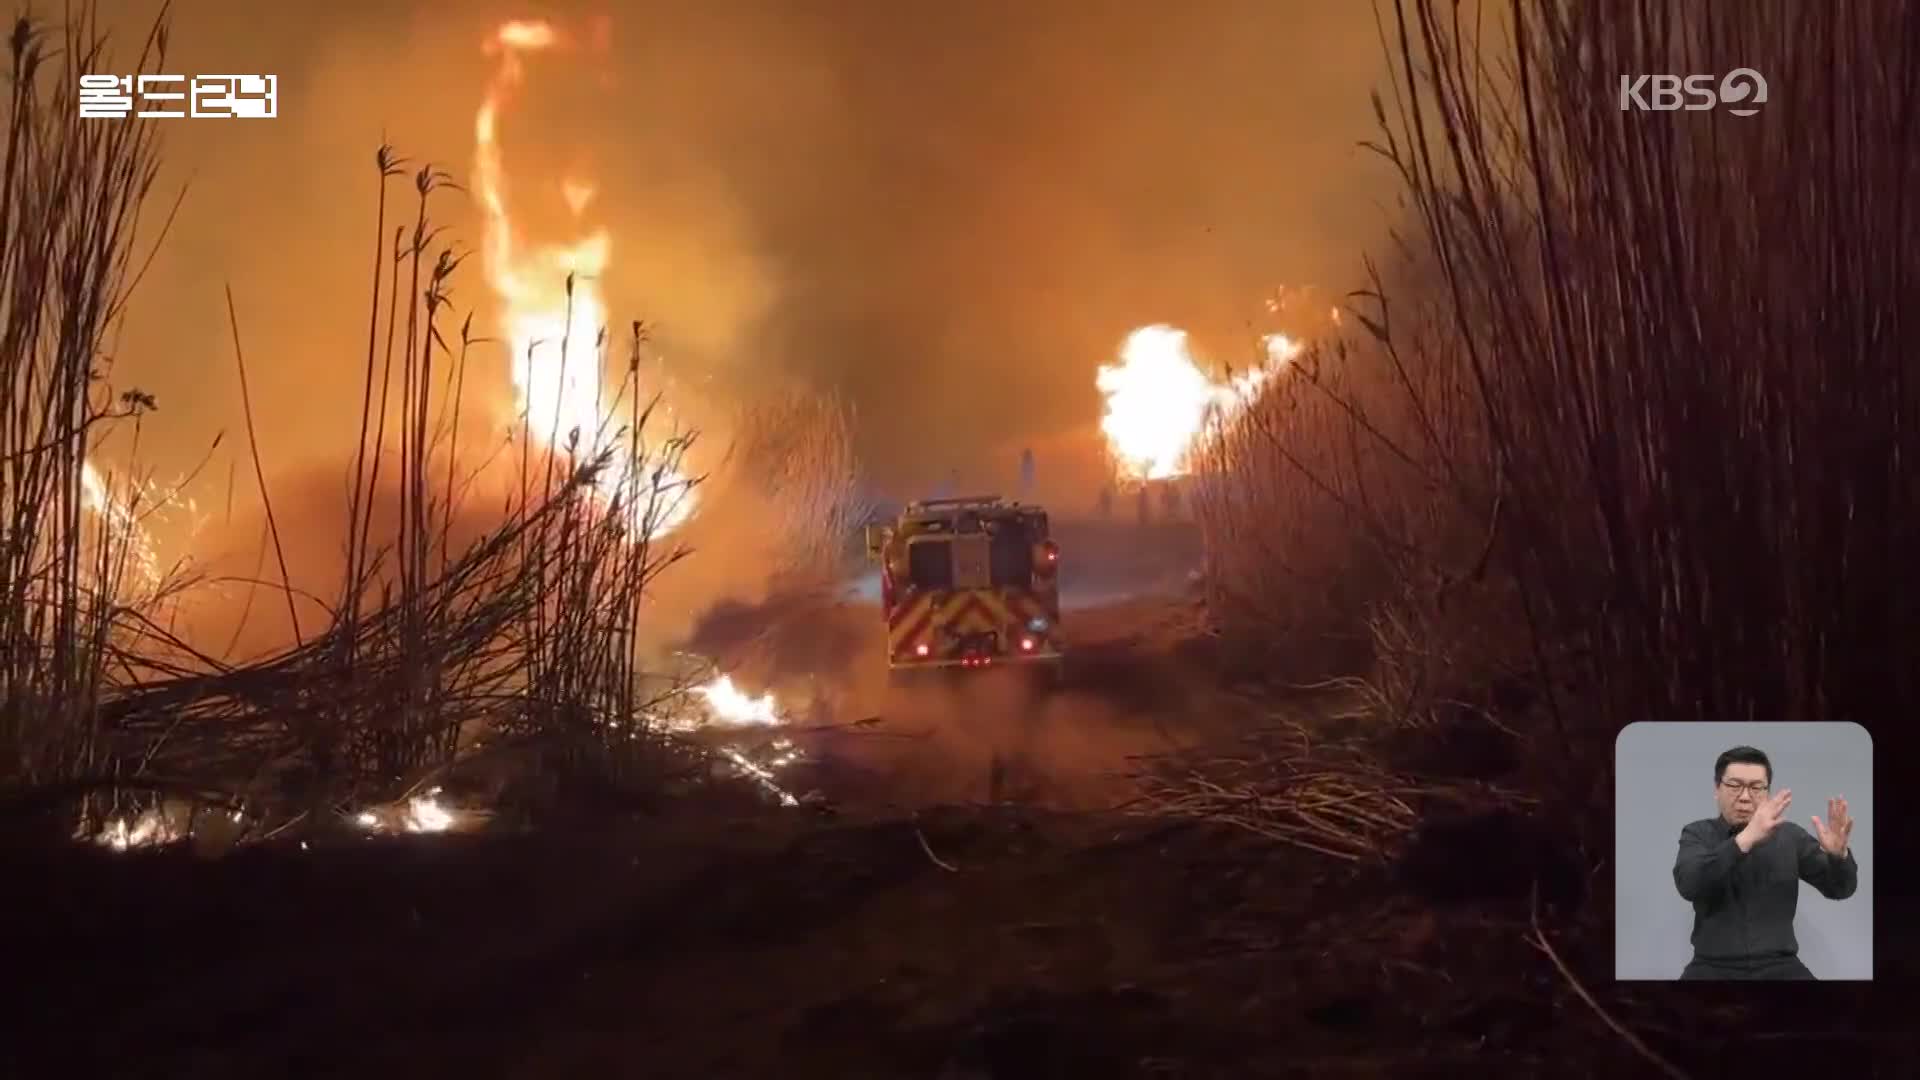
951;533;991;589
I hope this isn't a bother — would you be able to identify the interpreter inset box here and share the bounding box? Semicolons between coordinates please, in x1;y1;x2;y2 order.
1614;722;1872;981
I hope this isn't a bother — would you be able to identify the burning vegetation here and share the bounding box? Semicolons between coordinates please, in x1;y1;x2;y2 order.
475;17;699;540
0;7;812;854
1097;324;1303;484
4;0;1915;1075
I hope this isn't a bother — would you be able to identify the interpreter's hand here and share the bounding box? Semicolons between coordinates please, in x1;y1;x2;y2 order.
1812;795;1853;856
1737;788;1791;850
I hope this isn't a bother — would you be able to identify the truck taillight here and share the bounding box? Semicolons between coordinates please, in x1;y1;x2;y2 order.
1037;540;1059;565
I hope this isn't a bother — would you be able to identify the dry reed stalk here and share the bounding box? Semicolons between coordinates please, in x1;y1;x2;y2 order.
0;3;175;816
1128;720;1534;862
1192;0;1919;757
1364;0;1920;731
1170;0;1915;1066
1;110;729;836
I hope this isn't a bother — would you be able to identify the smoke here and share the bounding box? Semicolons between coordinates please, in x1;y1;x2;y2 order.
688;588;1189;812
82;0;1392;640
828;677;1171;811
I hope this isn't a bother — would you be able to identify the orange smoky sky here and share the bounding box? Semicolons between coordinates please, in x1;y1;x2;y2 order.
81;0;1395;573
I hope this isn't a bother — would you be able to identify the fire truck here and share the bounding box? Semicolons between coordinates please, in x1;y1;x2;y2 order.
864;495;1065;685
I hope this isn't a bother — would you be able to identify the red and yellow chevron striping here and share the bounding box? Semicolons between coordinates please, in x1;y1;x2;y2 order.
885;586;1060;662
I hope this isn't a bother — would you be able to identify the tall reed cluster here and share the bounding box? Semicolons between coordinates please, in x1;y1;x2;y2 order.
0;5;171;796
1198;0;1919;777
0;5;722;837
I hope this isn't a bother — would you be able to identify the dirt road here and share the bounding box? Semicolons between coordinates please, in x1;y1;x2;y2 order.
692;516;1230;813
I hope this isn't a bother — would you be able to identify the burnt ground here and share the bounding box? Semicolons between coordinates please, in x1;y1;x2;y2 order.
5;800;1905;1078
5;519;1912;1077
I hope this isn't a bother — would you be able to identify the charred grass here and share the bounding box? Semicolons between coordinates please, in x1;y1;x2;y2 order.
9;797;1896;1078
0;808;1741;1079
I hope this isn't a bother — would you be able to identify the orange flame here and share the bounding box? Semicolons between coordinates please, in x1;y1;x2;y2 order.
474;18;696;535
1097;326;1300;482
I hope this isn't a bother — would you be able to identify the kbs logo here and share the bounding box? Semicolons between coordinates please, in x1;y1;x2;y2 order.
1619;69;1768;116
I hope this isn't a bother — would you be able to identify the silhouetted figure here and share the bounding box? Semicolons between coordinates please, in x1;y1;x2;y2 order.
1097;486;1114;518
1161;481;1181;519
1019;447;1035;499
1136;484;1151;526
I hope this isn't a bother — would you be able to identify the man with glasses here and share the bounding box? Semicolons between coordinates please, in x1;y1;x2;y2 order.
1671;745;1859;979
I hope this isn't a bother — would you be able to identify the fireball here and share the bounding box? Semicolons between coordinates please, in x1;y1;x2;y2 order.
475;19;697;536
1096;325;1300;482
